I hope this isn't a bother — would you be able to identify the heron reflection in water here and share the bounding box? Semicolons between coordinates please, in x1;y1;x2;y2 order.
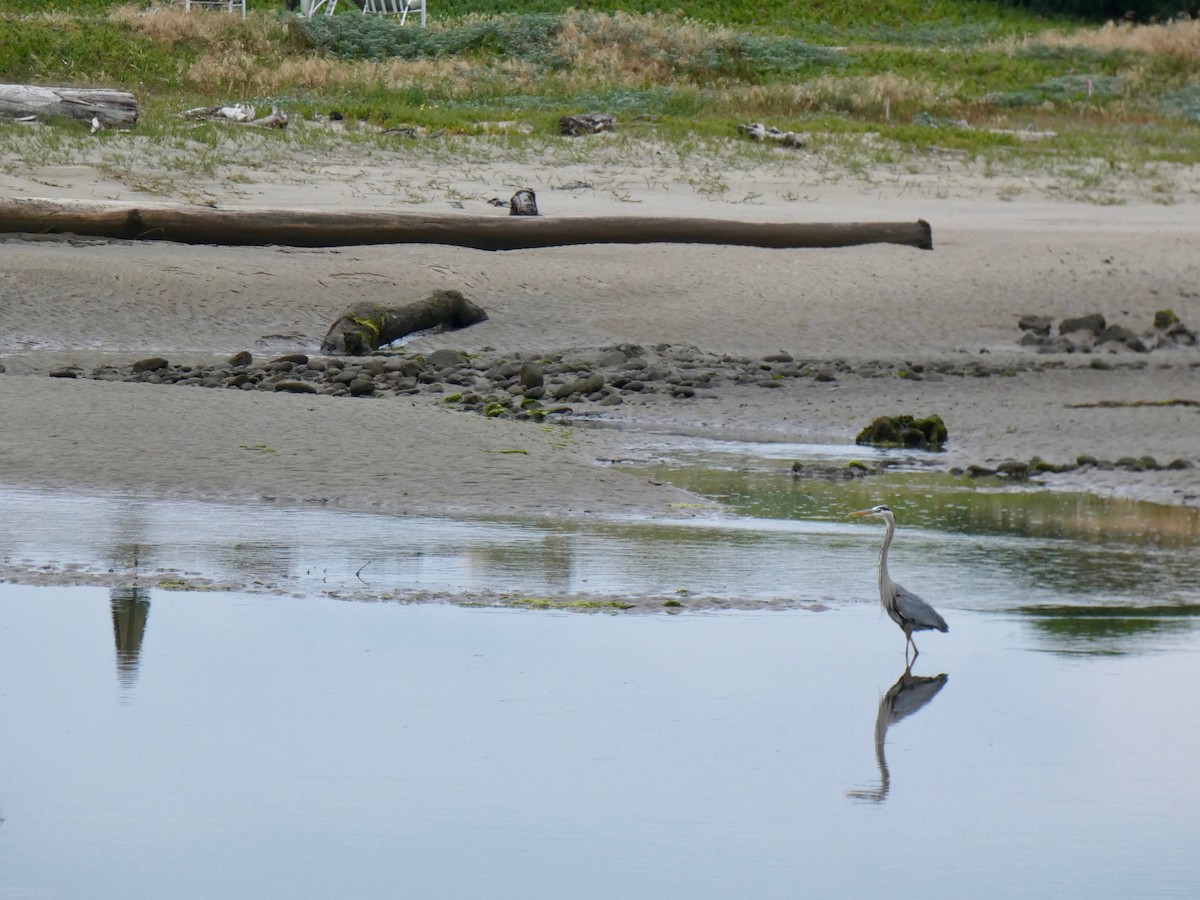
850;505;948;661
847;666;949;803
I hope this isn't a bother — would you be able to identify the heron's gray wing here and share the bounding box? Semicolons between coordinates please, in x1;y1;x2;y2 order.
893;584;949;632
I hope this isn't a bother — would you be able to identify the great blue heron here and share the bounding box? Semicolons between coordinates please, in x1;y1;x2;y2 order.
850;505;948;659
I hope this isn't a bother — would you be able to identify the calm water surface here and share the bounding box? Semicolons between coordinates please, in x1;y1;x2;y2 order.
0;588;1198;898
1;438;1198;897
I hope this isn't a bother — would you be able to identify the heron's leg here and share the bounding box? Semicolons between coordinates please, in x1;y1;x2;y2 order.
905;625;920;662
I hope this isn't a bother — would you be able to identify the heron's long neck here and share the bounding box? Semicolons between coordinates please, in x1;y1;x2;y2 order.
878;517;894;592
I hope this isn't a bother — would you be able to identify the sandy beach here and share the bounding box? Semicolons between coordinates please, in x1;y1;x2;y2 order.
1;132;1198;519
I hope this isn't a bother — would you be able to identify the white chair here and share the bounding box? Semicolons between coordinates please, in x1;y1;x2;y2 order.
184;0;246;17
362;0;426;26
298;0;338;15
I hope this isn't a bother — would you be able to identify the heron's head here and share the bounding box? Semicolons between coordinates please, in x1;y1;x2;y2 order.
850;504;893;520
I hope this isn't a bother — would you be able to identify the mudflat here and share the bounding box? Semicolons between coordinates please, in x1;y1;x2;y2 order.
1;135;1198;515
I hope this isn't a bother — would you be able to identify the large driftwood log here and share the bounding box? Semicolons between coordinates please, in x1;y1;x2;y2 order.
0;197;933;251
321;291;488;355
0;84;139;127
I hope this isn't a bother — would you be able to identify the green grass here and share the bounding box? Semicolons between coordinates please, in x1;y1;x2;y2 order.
1;0;1198;185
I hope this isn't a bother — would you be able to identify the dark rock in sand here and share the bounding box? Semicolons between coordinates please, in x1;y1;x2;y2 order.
1018;315;1053;336
1153;309;1180;329
131;357;169;373
348;377;377;397
1098;324;1147;352
1036;337;1076;354
228;350;253;367
1060;313;1106;337
274;380;318;394
518;362;544;389
426;348;467;369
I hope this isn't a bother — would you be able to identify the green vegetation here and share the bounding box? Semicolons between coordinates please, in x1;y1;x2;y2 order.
1;1;1198;187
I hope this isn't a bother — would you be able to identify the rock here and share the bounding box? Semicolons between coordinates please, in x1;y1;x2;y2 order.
130;356;169;373
49;366;82;378
551;373;604;399
966;465;996;478
1153;308;1180;329
348;377;377;397
1037;337;1076;354
228;350;253;367
996;460;1031;479
855;414;948;451
1156;323;1197;348
1059;313;1106;337
518;362;544;389
1017;315;1052;336
272;353;309;366
762;352;793;363
1098;324;1147;352
426;348;467;369
1166;458;1194;470
273;380;318;393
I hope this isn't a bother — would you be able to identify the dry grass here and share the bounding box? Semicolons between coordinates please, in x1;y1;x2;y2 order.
553;11;735;82
112;2;286;54
1021;17;1200;66
732;74;949;118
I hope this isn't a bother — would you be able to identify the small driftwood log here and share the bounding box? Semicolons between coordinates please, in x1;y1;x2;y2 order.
320;290;488;355
0;197;933;250
560;113;616;136
0;84;138;127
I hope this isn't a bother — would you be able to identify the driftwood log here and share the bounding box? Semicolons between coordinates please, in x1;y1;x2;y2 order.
320;291;488;355
0;84;138;127
0;197;933;251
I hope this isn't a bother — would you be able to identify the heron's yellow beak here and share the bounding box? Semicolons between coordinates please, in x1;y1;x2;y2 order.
849;508;876;517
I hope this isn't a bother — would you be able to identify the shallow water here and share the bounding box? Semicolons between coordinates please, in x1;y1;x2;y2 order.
1;586;1198;899
1;437;1198;896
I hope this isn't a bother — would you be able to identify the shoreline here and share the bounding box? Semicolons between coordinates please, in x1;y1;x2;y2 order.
0;137;1197;547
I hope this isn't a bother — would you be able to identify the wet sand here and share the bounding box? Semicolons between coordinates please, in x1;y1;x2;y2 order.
1;134;1198;519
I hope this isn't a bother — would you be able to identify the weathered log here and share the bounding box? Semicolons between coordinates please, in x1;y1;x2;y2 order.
0;84;138;127
320;291;488;355
0;198;933;250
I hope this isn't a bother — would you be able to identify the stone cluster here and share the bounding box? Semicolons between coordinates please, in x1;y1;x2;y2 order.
26;344;1064;422
956;454;1193;480
1018;309;1196;354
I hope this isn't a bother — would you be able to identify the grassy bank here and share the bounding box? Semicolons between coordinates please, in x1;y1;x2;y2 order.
1;1;1198;200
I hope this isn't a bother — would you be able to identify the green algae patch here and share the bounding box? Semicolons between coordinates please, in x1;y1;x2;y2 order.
855;414;947;451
